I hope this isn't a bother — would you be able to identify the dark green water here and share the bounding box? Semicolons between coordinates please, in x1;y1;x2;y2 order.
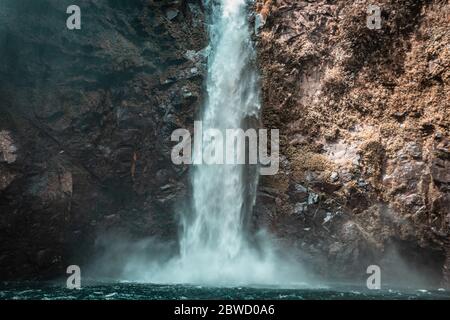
1;282;449;300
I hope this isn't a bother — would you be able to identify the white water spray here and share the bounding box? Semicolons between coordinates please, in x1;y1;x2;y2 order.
115;0;310;286
178;0;265;283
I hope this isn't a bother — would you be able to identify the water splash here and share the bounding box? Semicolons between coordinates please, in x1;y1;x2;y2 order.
117;0;310;286
179;0;261;279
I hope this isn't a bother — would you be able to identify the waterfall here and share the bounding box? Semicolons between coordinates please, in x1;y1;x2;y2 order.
179;0;261;275
117;0;308;286
166;0;289;285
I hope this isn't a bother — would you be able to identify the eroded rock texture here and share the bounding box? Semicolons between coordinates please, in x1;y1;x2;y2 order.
1;0;448;286
0;0;206;279
254;0;449;286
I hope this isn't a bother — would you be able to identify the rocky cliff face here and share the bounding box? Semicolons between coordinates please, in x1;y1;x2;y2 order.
254;0;449;286
1;0;448;287
0;0;206;279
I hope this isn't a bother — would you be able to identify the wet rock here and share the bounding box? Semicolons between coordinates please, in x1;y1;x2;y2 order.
254;13;266;34
36;249;60;268
312;180;341;193
290;183;308;203
184;48;208;64
357;178;367;188
0;131;17;164
0;0;206;279
0;169;16;191
432;158;450;185
166;9;179;21
435;132;443;140
294;202;307;215
294;183;308;193
330;171;339;182
307;192;319;205
254;0;449;284
404;142;422;159
323;212;333;224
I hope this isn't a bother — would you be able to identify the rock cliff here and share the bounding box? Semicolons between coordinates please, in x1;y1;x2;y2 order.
254;0;449;286
1;0;448;287
0;0;206;279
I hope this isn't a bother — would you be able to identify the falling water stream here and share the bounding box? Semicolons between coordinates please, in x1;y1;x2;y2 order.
140;0;302;286
178;0;263;282
95;0;307;287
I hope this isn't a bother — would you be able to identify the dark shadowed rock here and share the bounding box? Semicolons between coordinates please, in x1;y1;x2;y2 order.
0;0;206;280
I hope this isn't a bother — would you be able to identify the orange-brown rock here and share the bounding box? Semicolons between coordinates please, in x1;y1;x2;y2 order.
255;0;449;286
